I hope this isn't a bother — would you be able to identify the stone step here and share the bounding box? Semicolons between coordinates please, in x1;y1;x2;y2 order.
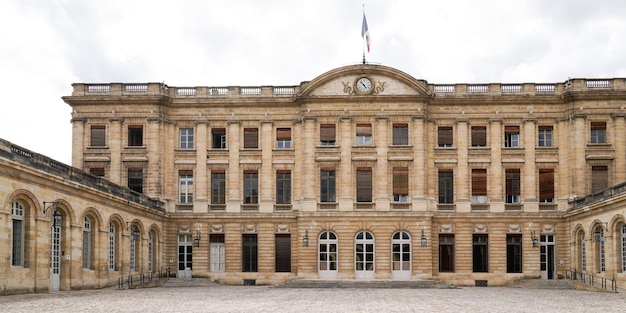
275;279;455;289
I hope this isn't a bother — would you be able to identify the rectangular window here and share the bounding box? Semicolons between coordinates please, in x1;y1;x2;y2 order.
243;171;258;204
438;126;453;147
393;167;408;202
471;169;487;204
320;124;336;146
210;234;225;273
211;172;226;204
472;234;488;272
90;167;105;177
276;171;291;204
538;126;553;147
242;234;258;272
180;128;194;149
108;223;116;271
320;169;336;202
539;169;555;203
128;125;143;147
590;122;606;144
356;168;372;202
128;168;143;193
275;234;291;272
212;128;226;149
90;125;106;147
506;234;522;273
179;170;193;203
591;166;608;194
276;128;292;149
392;124;409;145
438;170;454;204
244;128;258;149
356;124;372;145
505;169;521;203
471;126;487;147
439;234;455;272
504;126;520;147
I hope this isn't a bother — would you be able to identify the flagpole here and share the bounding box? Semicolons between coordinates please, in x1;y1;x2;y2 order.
362;4;366;64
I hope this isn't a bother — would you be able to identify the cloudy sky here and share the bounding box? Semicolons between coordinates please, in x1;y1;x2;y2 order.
2;0;626;165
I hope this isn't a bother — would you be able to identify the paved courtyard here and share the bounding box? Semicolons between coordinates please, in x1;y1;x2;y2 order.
1;280;626;313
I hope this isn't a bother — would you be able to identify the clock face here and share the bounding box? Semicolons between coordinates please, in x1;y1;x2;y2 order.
356;77;372;93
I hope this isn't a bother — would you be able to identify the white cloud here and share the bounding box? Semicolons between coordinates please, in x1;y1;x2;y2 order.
1;0;626;164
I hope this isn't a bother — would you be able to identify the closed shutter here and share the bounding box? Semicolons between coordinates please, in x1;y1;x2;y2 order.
472;169;487;196
471;126;486;146
320;124;336;141
91;125;106;147
438;127;453;146
539;169;554;201
276;128;291;140
244;128;258;148
393;167;408;195
356;168;372;202
591;166;608;194
356;124;372;136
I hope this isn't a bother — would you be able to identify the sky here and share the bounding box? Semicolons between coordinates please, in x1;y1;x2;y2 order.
2;0;626;165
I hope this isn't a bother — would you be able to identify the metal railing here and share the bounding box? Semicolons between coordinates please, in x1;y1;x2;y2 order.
565;269;618;292
118;268;170;289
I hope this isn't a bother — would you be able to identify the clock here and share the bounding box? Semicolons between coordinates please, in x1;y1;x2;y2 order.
355;76;373;94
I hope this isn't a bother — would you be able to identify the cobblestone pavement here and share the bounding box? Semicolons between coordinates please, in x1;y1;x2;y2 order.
1;279;626;313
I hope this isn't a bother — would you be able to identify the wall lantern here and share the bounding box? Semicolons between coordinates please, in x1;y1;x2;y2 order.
420;229;428;247
194;229;202;247
43;201;62;228
303;230;309;247
531;230;539;248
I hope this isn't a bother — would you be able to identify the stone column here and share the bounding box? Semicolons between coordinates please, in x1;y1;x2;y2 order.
613;114;626;183
227;120;241;212
412;115;427;210
339;116;353;211
301;116;317;211
523;118;537;211
108;117;123;185
195;120;208;213
573;115;587;197
260;120;274;213
146;118;163;197
488;118;503;212
455;119;469;211
375;115;389;211
70;117;86;168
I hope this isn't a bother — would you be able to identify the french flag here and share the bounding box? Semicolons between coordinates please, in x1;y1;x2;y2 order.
361;13;371;52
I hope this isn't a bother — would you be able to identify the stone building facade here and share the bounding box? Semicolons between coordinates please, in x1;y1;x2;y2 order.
3;64;626;294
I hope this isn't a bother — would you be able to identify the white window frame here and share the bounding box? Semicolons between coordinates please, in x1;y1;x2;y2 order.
83;217;91;269
11;201;25;267
109;223;116;271
179;173;194;203
179;128;194;149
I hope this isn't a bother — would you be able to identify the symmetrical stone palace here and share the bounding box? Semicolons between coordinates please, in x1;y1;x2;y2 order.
3;64;626;294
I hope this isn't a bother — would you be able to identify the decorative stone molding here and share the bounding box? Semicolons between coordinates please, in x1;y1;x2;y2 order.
241;224;257;233
541;224;556;234
473;224;488;234
210;224;224;233
275;224;290;233
178;224;192;234
507;224;522;234
439;224;455;233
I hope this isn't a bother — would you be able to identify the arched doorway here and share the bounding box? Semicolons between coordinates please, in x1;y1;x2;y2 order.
318;231;338;279
391;231;411;280
355;231;375;279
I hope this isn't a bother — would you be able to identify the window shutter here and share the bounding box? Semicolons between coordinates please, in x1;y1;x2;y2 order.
393;167;408;195
538;125;552;131
91;125;106;147
539;169;554;201
320;124;336;141
356;168;372;202
472;169;487;196
276;128;291;140
244;128;258;148
179;170;193;176
591;122;606;130
591;166;608;194
505;126;519;134
438;127;453;146
356;124;372;136
505;169;520;196
472;126;486;146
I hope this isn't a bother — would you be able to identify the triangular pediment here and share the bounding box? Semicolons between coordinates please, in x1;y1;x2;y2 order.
297;64;431;99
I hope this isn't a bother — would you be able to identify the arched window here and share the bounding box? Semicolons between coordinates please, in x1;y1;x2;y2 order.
11;201;25;267
621;224;626;272
580;231;586;273
593;225;605;273
318;231;338;279
130;226;140;272
148;232;154;273
355;231;375;279
83;217;92;269
109;223;116;271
